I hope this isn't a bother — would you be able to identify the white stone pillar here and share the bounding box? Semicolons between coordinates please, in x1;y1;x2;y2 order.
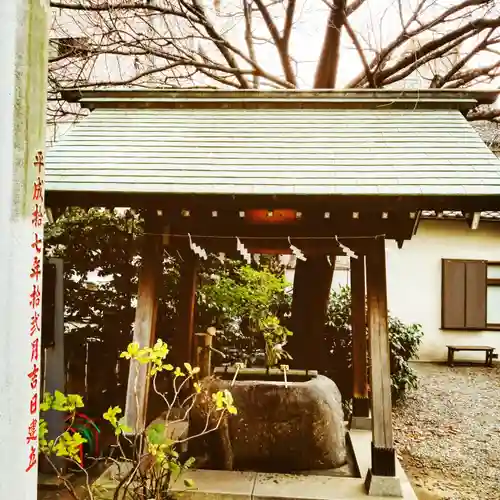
0;1;49;499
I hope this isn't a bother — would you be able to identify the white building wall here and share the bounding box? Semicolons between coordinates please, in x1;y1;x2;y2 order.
386;219;500;362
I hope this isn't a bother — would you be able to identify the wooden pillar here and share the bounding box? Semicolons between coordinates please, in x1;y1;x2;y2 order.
174;252;198;367
41;258;66;472
195;328;216;378
351;256;370;419
366;237;395;477
290;255;333;370
124;228;162;433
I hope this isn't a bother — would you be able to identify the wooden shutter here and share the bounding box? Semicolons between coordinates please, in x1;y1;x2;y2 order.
442;259;487;330
442;259;466;329
465;260;487;329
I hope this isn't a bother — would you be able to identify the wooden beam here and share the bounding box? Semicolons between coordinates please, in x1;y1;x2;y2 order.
170;236;359;256
289;256;333;370
46;191;500;214
173;251;199;367
471;212;481;230
124;224;163;433
169;212;399;238
366;237;395;477
351;256;369;418
465;211;481;230
411;210;422;236
169;233;387;258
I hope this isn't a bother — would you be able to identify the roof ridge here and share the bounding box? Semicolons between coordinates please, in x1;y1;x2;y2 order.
60;88;499;111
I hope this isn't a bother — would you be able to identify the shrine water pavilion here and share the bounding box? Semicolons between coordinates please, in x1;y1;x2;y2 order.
45;89;500;497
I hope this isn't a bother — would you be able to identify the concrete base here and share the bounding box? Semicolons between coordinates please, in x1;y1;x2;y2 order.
350;430;417;500
93;430;418;500
365;469;403;498
350;416;372;431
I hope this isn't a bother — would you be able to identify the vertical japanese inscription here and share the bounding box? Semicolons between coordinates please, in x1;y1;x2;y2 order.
25;150;45;472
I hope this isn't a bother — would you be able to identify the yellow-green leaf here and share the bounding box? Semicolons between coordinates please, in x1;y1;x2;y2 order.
184;478;195;488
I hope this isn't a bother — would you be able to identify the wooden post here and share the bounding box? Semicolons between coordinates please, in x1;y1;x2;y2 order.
290;255;333;370
195;327;216;378
351;256;370;420
174;252;198;367
366;237;395;477
41;258;66;472
124;227;162;433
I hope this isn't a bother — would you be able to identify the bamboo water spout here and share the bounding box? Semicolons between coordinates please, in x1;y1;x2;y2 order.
195;327;225;378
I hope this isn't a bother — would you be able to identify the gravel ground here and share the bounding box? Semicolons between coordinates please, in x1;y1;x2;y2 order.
393;362;500;500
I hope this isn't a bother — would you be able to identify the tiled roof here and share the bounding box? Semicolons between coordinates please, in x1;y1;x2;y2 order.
422;210;500;221
46;102;500;196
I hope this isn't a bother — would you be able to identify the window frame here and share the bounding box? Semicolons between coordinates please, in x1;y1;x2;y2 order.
441;259;500;331
486;261;500;330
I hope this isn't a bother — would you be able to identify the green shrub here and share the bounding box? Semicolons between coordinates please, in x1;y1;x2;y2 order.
388;316;423;400
324;285;423;405
198;265;292;367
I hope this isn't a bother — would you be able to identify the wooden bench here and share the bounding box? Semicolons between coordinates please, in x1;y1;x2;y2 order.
447;345;497;367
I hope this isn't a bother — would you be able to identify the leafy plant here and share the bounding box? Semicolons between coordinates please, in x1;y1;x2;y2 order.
198;265;292;367
40;340;237;500
325;286;424;406
388;317;423;400
198;264;290;325
259;315;293;368
39;392;87;464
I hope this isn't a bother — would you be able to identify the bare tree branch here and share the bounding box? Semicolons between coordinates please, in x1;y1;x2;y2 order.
253;0;296;85
372;18;500;87
183;0;251;88
379;32;476;87
48;0;500;125
283;0;296;46
314;0;347;88
346;0;366;17
343;15;375;87
444;60;500;88
242;0;259;87
436;29;497;87
348;0;496;88
51;0;195;20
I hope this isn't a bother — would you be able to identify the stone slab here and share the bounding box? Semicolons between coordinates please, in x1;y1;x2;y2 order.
350;417;373;431
253;473;371;499
171;470;256;500
93;431;419;500
175;470;418;500
349;430;372;478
